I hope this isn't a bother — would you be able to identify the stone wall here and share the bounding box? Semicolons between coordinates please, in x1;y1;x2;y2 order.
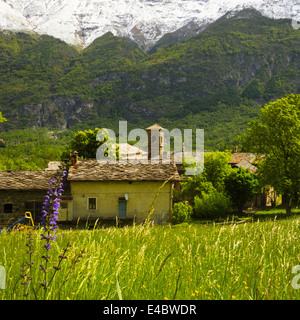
0;190;46;228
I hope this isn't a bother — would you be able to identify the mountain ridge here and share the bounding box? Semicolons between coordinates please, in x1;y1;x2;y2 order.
0;10;299;149
0;0;299;51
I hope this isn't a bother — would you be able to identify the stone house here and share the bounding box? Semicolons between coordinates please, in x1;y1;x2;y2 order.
0;162;179;228
0;170;57;228
63;158;180;224
0;162;179;226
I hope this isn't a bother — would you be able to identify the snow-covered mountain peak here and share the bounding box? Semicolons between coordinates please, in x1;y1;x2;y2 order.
0;0;299;50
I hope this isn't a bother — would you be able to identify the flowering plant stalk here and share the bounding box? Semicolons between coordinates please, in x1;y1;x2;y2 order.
39;165;67;297
18;163;86;300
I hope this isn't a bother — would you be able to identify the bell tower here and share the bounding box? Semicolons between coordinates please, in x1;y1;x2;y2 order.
146;124;164;163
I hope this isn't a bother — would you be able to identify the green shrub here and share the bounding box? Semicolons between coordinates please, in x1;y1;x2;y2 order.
194;191;232;219
224;167;259;213
172;201;193;224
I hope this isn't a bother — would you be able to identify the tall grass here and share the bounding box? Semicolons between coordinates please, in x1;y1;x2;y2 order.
1;217;300;300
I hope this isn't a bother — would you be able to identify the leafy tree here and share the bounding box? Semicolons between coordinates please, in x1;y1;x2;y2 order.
64;128;119;160
224;167;259;213
242;94;300;214
68;128;103;159
181;175;216;203
182;152;232;201
201;152;233;192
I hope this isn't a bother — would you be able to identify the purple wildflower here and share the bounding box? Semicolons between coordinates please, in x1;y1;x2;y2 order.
40;234;58;241
40;163;67;289
39;265;46;271
44;243;51;251
40;166;66;236
52;203;60;212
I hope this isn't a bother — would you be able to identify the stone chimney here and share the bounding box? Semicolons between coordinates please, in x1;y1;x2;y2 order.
233;144;238;153
146;124;164;163
70;151;78;166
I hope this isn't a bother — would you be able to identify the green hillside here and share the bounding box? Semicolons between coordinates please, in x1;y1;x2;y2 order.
0;9;299;157
0;32;78;124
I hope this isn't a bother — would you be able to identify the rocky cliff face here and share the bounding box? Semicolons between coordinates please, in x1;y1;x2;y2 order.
21;97;95;129
0;0;299;51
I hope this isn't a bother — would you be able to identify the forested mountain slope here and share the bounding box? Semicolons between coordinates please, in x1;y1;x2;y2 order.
0;10;299;150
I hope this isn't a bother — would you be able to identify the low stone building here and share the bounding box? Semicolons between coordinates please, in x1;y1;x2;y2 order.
0;170;57;228
0;160;180;226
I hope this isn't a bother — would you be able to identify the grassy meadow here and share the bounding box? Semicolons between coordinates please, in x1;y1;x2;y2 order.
1;215;300;300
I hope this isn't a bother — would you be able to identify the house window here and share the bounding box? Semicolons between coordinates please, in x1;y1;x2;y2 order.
4;204;13;214
88;198;97;210
61;202;68;209
25;202;34;212
25;201;43;223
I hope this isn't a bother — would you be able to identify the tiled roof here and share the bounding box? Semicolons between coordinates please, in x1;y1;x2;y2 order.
235;160;257;173
0;170;57;190
229;153;259;173
229;153;257;164
68;160;180;182
146;123;164;130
